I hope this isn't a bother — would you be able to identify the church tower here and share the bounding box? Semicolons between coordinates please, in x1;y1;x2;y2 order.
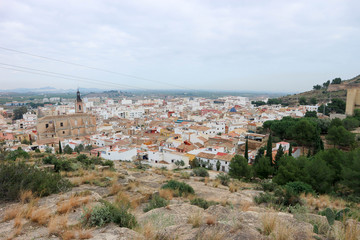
75;89;84;113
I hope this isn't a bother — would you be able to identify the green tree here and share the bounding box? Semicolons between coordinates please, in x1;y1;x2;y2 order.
64;145;73;154
299;97;307;105
274;145;284;170
305;111;317;118
175;160;185;169
342;117;359;131
304;158;334;193
288;144;292;156
313;85;321;90
266;134;273;159
310;97;317;105
331;77;342;84
244;139;249;160
229;155;252;180
253;156;273;179
254;146;265;162
12;106;28;120
58;140;62;154
326;126;355;148
216;160;221;171
327;98;346;114
291;119;319;151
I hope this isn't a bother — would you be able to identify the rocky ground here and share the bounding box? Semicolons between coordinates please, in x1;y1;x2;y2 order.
0;162;358;240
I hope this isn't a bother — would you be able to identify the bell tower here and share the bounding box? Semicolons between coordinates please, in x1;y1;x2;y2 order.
75;89;84;113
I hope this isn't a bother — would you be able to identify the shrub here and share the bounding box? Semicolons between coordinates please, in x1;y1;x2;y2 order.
161;180;195;196
102;160;114;168
192;167;209;177
180;172;190;179
77;154;91;165
63;145;73;154
274;186;301;206
216;173;230;186
143;194;168;212
6;148;29;161
261;181;277;192
81;200;136;228
285;181;314;195
190;198;217;209
254;192;274;205
0;162;72;201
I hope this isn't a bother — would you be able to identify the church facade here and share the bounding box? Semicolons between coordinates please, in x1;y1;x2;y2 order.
37;90;96;140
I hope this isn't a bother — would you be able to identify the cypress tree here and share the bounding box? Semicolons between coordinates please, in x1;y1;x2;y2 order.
274;145;284;170
58;140;62;154
266;134;272;159
288;143;292;156
97;151;100;157
244;139;249;161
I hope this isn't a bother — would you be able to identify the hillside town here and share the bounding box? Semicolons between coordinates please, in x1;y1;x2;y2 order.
1;89;325;169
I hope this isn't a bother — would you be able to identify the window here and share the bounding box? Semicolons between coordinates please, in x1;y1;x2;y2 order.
60;122;63;127
79;105;81;111
63;131;65;134
171;160;174;163
46;124;49;128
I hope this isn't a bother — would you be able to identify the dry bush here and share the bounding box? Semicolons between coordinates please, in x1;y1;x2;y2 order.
274;221;294;240
13;214;22;228
57;195;90;214
206;216;216;225
188;211;203;228
137;222;156;239
240;201;252;212
78;229;93;239
20;190;33;204
24;198;39;219
109;182;122;196
30;208;51;225
332;220;360;240
61;230;76;240
48;214;68;235
159;189;173;200
301;193;345;211
212;179;220;188
115;192;131;206
102;170;118;179
3;207;21;222
204;177;209;185
262;213;277;236
229;182;239;193
126;181;140;191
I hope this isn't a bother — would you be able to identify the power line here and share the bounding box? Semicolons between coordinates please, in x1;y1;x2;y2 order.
0;46;195;91
0;64;149;90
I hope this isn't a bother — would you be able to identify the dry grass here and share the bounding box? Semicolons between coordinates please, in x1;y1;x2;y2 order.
229;182;239;193
262;213;277;236
24;197;39;219
159;189;173;200
30;208;51;225
2;207;21;222
240;201;252;212
61;230;76;240
57;195;90;214
204;177;209;185
20;190;33;204
138;222;156;239
206;216;216;225
78;229;93;239
109;182;122;196
13;214;22;228
274;221;294;240
332;220;360;240
188;211;203;228
115;192;131;206
212;179;220;188
301;193;346;210
48;214;68;235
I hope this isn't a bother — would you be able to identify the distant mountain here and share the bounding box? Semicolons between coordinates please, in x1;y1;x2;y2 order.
0;87;109;94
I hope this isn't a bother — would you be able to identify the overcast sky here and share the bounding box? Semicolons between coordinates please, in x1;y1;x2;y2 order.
0;0;359;93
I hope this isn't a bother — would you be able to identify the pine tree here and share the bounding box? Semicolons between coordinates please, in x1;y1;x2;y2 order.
244;139;249;161
266;134;272;159
58;140;62;154
288;143;292;156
